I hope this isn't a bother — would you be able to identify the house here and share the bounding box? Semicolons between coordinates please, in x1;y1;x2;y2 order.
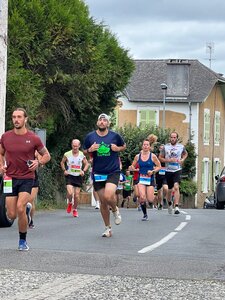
116;59;225;208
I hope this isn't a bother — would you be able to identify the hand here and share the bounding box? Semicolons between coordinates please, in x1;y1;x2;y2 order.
111;144;119;152
147;170;154;176
0;165;6;175
89;142;99;152
27;160;39;171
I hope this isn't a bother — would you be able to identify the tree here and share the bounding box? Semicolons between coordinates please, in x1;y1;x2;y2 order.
7;0;134;140
7;0;134;202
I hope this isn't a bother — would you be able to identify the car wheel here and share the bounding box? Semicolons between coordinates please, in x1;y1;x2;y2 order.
216;200;225;210
0;193;14;227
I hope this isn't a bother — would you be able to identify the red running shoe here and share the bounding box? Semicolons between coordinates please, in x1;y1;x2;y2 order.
67;202;72;214
73;209;78;217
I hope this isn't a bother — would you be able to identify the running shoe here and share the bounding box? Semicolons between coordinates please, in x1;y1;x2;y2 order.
29;219;35;229
18;239;29;251
66;202;72;213
158;204;163;210
95;201;100;209
26;202;32;225
142;214;149;221
174;206;180;215
112;207;121;225
102;227;112;237
168;205;173;214
73;209;78;217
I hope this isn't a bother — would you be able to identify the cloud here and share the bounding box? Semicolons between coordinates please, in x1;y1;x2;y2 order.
85;0;225;74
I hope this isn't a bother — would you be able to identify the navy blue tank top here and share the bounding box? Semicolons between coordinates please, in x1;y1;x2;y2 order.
138;152;155;175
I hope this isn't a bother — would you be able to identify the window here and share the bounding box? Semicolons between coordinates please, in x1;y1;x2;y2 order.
203;109;210;145
166;63;190;97
201;158;211;193
138;109;157;128
214;111;220;146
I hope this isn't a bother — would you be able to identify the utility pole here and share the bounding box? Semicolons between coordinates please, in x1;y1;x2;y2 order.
0;0;8;136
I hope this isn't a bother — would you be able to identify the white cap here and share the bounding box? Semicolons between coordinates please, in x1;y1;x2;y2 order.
98;113;110;121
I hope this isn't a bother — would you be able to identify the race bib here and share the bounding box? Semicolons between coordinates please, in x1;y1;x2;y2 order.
139;175;151;185
3;176;12;193
94;174;108;182
70;164;81;175
167;162;180;171
159;168;166;175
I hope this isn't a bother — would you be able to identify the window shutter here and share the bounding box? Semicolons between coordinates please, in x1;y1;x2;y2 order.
214;112;220;145
201;161;205;192
208;160;211;191
139;110;156;128
204;109;210;144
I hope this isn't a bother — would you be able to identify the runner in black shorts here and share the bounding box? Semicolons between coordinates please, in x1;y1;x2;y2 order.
0;108;51;251
83;113;126;238
159;132;188;215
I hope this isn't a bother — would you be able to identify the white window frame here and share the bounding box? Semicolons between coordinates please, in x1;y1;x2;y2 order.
213;158;221;188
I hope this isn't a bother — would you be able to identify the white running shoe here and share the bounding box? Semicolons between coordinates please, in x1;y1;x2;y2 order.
26;202;32;225
95;201;100;209
168;205;173;214
112;207;122;225
102;227;112;237
174;206;180;214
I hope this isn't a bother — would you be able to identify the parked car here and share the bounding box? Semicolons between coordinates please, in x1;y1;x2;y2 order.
0;176;14;227
215;167;225;210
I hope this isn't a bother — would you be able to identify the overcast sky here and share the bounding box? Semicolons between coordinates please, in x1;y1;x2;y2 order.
84;0;225;75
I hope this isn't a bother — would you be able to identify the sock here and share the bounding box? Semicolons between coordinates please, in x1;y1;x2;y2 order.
168;201;172;206
141;202;147;216
175;204;178;207
19;232;27;241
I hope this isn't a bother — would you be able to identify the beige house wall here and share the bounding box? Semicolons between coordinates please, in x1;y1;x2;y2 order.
197;85;225;207
161;110;189;144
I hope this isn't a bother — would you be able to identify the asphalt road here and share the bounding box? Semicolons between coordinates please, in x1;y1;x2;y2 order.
1;207;225;299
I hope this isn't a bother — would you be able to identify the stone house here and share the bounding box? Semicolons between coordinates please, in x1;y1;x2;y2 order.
116;59;225;208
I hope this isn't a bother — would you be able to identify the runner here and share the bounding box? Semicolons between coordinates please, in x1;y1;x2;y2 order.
131;139;161;220
0;108;51;251
159;132;188;214
60;139;89;217
83;113;126;237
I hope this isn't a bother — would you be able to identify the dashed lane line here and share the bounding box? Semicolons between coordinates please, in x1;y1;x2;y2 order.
138;212;191;254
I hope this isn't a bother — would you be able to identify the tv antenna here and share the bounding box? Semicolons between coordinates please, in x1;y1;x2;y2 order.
206;42;214;69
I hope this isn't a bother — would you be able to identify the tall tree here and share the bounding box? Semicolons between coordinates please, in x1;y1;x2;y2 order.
7;0;134;144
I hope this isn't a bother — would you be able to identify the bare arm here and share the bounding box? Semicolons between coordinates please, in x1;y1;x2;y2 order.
0;145;6;174
80;157;89;177
38;147;51;166
111;143;126;152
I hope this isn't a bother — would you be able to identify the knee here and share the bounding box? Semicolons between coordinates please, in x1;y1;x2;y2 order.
7;210;17;220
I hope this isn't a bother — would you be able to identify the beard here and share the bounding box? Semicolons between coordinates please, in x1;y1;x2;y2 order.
98;126;107;132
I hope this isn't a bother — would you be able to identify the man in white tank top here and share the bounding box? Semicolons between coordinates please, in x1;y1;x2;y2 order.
61;139;89;217
159;132;188;215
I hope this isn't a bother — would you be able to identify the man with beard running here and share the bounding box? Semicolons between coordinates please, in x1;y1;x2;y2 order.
83;113;126;238
159;132;188;214
0;108;51;250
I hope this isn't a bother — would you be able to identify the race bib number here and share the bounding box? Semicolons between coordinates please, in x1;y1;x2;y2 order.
167;162;180;171
94;174;108;182
70;164;81;175
139;175;151;185
159;168;166;175
3;176;12;193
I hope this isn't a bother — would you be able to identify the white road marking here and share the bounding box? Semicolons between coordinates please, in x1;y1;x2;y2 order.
186;215;191;221
138;211;191;254
138;232;178;254
175;222;187;231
